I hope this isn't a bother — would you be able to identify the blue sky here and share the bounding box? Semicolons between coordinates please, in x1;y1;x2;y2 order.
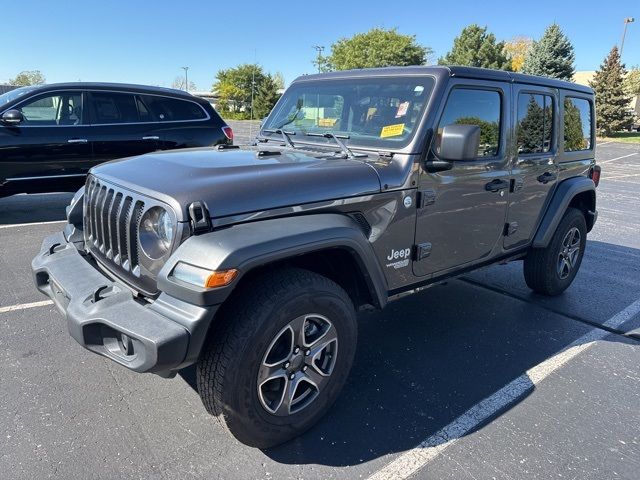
1;0;638;90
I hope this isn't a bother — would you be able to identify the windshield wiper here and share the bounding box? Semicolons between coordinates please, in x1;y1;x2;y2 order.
305;132;365;159
262;129;296;148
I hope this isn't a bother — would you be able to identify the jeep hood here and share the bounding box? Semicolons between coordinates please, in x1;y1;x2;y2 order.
91;147;382;219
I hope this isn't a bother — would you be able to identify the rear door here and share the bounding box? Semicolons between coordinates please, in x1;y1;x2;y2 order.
0;90;92;182
138;94;221;149
504;85;558;249
88;91;159;165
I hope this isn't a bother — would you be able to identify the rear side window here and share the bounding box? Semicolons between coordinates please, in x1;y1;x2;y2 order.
437;88;502;157
139;95;207;121
91;92;139;124
517;93;553;154
564;97;593;151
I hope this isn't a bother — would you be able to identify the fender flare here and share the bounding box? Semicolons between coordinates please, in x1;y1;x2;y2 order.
532;176;596;248
157;214;389;308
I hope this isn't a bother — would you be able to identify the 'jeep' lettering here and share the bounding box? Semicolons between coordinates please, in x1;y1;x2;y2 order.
387;248;411;261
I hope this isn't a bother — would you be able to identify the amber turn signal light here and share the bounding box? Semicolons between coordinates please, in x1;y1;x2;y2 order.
205;269;238;288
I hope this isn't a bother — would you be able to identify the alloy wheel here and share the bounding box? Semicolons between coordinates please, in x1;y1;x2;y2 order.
257;314;338;416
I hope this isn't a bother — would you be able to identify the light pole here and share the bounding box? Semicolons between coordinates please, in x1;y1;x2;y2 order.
181;66;189;92
313;45;325;73
620;17;635;59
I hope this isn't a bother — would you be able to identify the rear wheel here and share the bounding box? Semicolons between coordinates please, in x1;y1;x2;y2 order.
523;207;587;296
197;267;357;448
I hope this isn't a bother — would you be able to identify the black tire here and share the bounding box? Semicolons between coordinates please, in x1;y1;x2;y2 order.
523;207;587;296
197;267;357;448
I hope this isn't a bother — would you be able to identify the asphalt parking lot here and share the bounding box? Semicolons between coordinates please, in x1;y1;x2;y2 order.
1;141;639;479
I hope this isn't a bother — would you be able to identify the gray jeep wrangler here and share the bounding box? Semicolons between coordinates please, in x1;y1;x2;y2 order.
32;66;600;448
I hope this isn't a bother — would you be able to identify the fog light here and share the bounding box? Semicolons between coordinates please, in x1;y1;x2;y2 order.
171;262;238;289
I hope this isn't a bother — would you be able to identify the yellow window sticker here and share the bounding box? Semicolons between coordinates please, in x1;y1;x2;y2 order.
318;118;337;127
380;123;405;138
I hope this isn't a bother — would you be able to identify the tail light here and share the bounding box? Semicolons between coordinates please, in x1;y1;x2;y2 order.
221;125;233;142
589;165;601;187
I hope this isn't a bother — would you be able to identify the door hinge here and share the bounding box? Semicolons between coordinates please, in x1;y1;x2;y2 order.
414;242;432;260
417;189;436;208
504;222;518;236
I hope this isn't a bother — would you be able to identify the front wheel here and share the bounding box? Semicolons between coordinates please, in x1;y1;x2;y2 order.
523;207;587;296
197;267;357;448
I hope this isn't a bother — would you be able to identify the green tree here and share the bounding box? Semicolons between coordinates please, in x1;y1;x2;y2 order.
563;99;585;150
253;75;280;119
521;24;575;81
624;67;640;96
319;28;431;71
439;24;510;70
9;70;46;86
212;64;267;117
455;116;500;155
589;46;633;136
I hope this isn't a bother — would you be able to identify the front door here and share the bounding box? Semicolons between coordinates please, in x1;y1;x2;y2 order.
0;90;92;183
504;85;559;249
413;82;511;277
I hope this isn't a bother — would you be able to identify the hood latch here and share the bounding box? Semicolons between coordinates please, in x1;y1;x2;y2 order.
188;201;212;234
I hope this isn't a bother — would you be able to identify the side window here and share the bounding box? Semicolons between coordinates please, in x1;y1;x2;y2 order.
18;92;82;126
517;93;554;154
140;95;207;121
437;88;502;158
91;92;139;124
136;96;152;122
564;97;593;151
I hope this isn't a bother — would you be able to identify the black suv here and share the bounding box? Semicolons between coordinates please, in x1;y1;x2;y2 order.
0;83;231;196
32;66;600;448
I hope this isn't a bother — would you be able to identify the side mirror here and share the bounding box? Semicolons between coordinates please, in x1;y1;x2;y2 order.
439;124;480;161
1;109;24;125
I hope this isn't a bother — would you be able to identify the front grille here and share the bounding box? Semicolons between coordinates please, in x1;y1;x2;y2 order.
84;176;144;276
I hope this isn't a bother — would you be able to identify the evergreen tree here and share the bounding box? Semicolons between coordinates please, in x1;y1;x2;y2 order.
563;99;586;150
253;75;280;119
439;25;511;70
589;46;633;136
521;23;575;80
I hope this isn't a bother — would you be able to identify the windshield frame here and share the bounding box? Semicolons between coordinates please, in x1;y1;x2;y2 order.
259;74;437;153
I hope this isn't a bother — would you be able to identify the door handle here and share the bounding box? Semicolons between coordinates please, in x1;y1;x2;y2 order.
537;172;557;184
485;179;509;192
142;136;159;140
67;138;88;144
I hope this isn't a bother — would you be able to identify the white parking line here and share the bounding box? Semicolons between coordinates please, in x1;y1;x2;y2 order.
598;152;639;165
367;299;640;480
0;220;66;229
597;140;615;146
603;172;640;181
0;299;53;314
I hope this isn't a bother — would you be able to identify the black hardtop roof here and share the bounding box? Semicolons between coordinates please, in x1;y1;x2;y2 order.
21;82;196;98
293;65;593;95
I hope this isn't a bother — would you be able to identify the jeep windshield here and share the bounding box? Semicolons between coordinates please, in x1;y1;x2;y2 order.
261;76;435;150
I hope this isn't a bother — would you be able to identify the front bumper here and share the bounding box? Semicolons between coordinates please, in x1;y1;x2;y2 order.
31;231;216;375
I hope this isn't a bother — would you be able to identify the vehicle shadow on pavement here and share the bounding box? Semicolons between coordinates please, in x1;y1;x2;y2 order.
177;244;638;467
0;192;74;225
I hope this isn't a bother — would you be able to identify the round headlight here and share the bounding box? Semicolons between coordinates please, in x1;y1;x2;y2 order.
139;207;174;259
